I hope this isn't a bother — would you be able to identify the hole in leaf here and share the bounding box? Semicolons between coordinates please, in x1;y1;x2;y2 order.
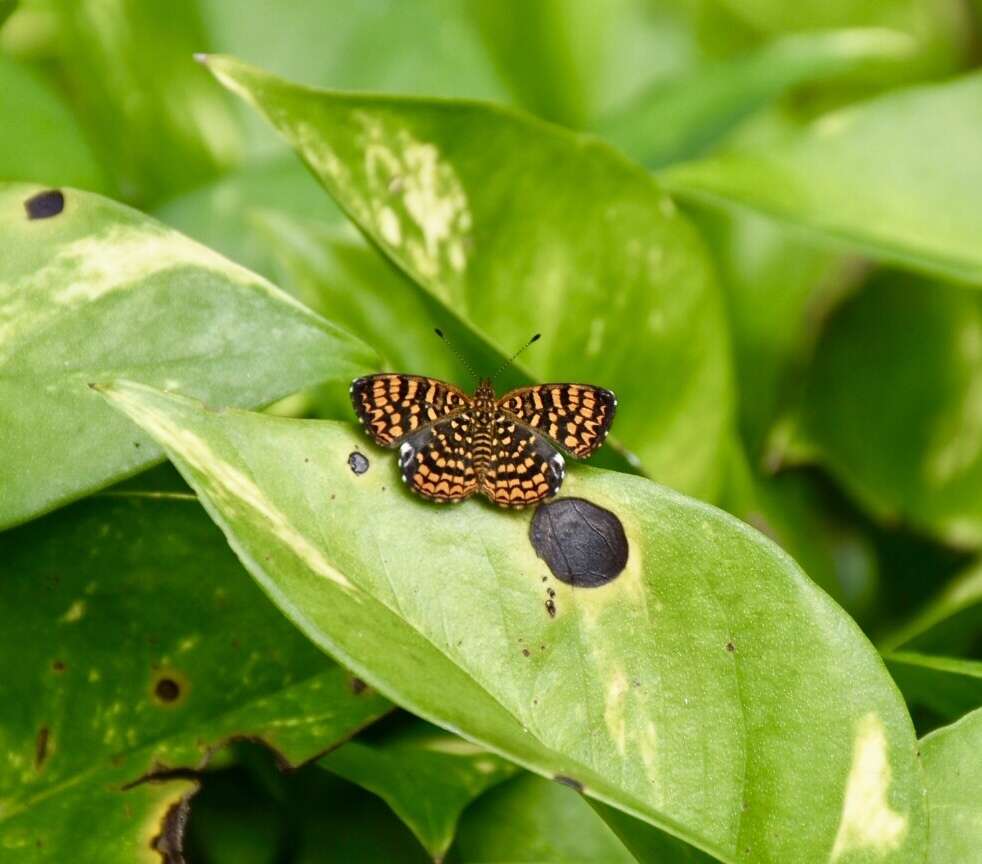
24;189;65;220
530;498;628;587
348;451;370;475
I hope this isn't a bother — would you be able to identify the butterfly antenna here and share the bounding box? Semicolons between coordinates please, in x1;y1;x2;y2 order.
492;333;541;381
433;328;479;382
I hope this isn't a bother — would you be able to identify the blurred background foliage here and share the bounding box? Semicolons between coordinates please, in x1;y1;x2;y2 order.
2;0;981;860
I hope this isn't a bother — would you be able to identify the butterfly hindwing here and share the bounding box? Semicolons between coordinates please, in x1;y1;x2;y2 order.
497;384;616;458
480;415;565;507
399;412;480;502
350;374;471;447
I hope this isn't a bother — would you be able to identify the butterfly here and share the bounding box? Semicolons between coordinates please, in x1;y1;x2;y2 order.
350;336;616;507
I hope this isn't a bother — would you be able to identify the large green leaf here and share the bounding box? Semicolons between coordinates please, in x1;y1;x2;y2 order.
40;0;241;205
320;722;517;859
0;54;106;191
692;204;855;457
154;154;344;280
449;774;638;863
0;489;389;861
663;73;982;284
600;28;914;168
785;273;982;547
201;55;733;500
100;381;927;864
0;183;375;529
919;708;982;863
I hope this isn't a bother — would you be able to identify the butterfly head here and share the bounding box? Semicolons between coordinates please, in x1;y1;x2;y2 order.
474;378;496;414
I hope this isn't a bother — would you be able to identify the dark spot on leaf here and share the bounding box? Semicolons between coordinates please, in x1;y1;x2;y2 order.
156;678;180;702
35;727;49;769
522;648;530;657
348;451;370;475
554;775;584;793
530;498;628;587
24;189;65;219
726;641;735;653
547;588;555;598
52;660;65;673
152;795;191;864
351;676;368;695
545;598;556;618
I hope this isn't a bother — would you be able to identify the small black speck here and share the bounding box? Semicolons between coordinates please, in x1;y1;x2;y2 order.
545;598;557;618
25;189;65;220
726;641;735;653
522;648;530;657
530;498;628;587
52;660;65;673
547;587;556;598
35;727;49;768
348;451;370;475
154;678;180;702
304;457;310;463
351;677;367;695
554;775;583;793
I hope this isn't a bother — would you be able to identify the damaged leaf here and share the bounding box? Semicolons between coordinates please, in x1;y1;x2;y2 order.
0;489;390;861
100;381;927;863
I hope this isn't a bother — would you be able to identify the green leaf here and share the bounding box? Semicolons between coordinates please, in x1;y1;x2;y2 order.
919;708;982;863
100;380;928;864
599;28;914;168
884;652;982;728
202;55;734;500
0;0;16;29
200;0;507;102
0;54;106;191
0;183;375;529
320;722;517;859
786;273;982;547
880;562;982;656
722;441;879;618
467;0;612;127
155;154;344;279
663;73;982;285
693;204;855;457
0;490;390;861
42;0;241;204
449;774;638;863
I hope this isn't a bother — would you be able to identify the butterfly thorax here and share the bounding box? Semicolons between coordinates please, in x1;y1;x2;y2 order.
470;378;497;473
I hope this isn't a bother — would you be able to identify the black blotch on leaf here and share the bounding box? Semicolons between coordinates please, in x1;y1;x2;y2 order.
51;660;65;673
522;648;530;657
348;451;370;475
351;676;368;695
545;598;557;618
726;641;735;653
530;498;628;587
35;727;49;769
24;189;65;220
554;775;584;793
155;677;181;703
152;795;191;864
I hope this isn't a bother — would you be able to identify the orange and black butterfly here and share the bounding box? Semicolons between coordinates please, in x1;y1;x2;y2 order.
350;333;616;508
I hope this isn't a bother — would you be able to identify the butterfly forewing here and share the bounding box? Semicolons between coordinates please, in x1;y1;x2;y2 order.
350;374;471;447
399;412;480;502
480;417;565;507
497;384;617;458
